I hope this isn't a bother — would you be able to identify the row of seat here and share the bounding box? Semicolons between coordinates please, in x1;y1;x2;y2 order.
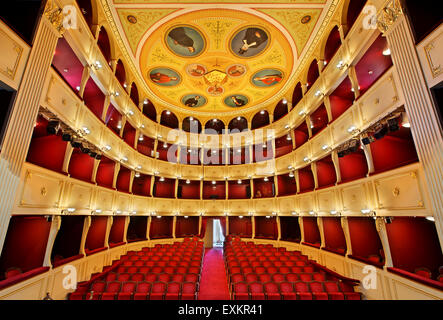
232;281;361;300
115;265;202;275
68;238;205;300
227;261;311;269
229;272;328;287
104;272;200;284
70;281;198;300
228;265;315;275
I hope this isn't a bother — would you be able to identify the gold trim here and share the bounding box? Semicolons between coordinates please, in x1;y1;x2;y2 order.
0;30;24;80
424;33;443;78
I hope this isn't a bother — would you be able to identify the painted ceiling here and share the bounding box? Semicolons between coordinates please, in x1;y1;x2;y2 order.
106;0;333;117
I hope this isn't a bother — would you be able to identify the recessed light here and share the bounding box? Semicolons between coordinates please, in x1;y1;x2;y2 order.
426;216;435;222
383;48;391;56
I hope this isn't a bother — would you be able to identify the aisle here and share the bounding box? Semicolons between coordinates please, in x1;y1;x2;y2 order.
198;247;230;300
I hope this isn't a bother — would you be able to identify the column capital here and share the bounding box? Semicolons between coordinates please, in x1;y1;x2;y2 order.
376;0;404;35
43;0;67;36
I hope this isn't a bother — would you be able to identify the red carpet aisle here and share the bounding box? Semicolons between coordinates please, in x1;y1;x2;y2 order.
198;248;230;300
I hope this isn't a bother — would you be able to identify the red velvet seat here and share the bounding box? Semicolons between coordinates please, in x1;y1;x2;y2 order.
304;266;315;273
101;281;121;300
122;261;133;266
231;273;245;285
272;273;285;283
151;266;163;274
134;282;152;300
165;282;181;300
176;266;187;274
280;282;297;300
158;273;170;283
117;273;131;282
309;281;329;300
415;267;432;279
127;266;138;274
242;267;253;274
245;273;258;283
172;274;185;283
233;282;249;300
279;266;290;274
258;274;271;283
294;281;313;300
299;273;313;282
291;266;303;273
188;267;200;274
339;282;361;300
118;281;137;300
131;273;145;282
139;266;150;274
323;281;345;300
249;282;265;300
150;282;166;300
185;273;199;283
264;282;281;300
85;281;107;300
164;266;175;274
105;272;117;282
313;273;326;281
145;274;158;282
267;267;278;274
286;273;299;282
255;267;266;274
116;266;126;273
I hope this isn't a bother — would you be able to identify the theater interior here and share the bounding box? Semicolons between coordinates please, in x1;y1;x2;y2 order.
0;0;442;301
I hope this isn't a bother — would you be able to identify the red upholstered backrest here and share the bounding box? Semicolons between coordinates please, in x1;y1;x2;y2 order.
324;281;340;292
309;281;325;292
264;282;279;293
136;282;152;293
280;282;294;293
182;282;196;294
167;282;181;293
106;282;121;293
294;281;309;292
249;282;264;293
121;282;136;293
91;281;106;293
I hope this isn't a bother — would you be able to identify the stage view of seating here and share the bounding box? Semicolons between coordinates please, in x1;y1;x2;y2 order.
225;237;361;300
68;237;204;300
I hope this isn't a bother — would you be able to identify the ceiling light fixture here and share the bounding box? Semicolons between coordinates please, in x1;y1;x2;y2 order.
383;48;391;56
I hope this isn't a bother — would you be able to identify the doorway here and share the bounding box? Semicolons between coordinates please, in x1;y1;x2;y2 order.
213;219;225;247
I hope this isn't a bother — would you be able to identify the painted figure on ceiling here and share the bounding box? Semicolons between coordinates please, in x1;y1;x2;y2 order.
184;95;201;107
168;27;195;54
150;72;178;84
231;96;246;107
253;74;283;86
238;28;268;55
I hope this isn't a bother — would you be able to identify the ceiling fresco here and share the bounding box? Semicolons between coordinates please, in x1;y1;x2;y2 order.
108;0;333;116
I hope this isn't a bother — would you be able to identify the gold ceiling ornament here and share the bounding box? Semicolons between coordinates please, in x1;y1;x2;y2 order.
376;0;403;34
44;0;66;35
204;70;228;86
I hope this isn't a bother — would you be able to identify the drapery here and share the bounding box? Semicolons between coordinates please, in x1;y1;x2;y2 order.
220;218;226;236
199;217;207;238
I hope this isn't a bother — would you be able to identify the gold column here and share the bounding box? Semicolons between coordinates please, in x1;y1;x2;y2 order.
378;1;443;247
0;6;64;252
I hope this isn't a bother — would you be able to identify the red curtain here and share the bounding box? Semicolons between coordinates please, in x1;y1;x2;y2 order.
199;217;207;238
220;218;226;236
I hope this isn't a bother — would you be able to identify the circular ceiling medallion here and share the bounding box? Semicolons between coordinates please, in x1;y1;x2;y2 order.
149;67;181;86
127;15;137;24
165;25;206;58
186;64;207;77
224;95;249;108
251;69;284;87
301;15;312;24
207;85;224;96
182;94;207;107
139;9;295;115
230;26;270;58
226;64;247;78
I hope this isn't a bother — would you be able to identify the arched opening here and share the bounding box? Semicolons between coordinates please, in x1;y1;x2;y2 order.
76;0;93;33
228;117;248;132
97;27;111;64
160;110;179;129
129;82;139;107
251;111;270;130
306;59;319;91
205;119;225;135
324;26;342;66
182;117;202;134
115;60;126;88
142;100;157;122
273;99;289;122
344;0;368;37
291;82;303;110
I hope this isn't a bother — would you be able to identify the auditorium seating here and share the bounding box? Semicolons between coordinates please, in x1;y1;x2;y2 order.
225;237;361;300
68;238;203;300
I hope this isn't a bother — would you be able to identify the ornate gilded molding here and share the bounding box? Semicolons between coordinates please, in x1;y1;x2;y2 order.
376;0;403;34
44;0;66;35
